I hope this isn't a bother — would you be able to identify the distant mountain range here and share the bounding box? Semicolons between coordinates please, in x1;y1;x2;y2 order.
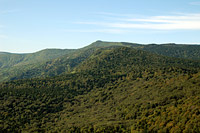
0;41;200;82
0;41;200;132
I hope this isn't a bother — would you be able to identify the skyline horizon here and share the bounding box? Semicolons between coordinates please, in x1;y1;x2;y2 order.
1;40;200;54
0;0;200;53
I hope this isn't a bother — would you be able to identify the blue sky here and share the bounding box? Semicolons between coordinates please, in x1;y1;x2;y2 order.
0;0;200;53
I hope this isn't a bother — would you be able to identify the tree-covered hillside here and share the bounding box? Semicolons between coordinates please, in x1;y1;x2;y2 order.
140;43;200;60
1;41;200;83
0;47;100;82
0;49;75;68
0;49;75;82
0;47;200;132
86;41;200;60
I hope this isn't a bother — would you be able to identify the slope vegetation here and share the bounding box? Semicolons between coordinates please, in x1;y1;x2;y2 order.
1;41;200;83
0;49;75;82
0;47;200;132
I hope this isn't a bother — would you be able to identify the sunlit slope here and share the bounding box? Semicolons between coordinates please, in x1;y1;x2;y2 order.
0;47;200;132
0;41;200;82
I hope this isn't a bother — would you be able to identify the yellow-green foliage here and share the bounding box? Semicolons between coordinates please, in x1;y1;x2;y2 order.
0;47;200;132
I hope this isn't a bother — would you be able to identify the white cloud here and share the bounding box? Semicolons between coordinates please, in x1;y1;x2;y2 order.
78;13;200;30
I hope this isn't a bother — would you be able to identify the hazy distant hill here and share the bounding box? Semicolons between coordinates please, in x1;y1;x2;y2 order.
0;49;75;68
0;49;75;82
0;47;200;132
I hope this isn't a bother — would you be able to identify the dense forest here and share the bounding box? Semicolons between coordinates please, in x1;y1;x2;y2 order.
0;42;200;132
1;41;200;83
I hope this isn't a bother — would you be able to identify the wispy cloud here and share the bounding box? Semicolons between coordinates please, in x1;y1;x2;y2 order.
77;13;200;30
190;1;200;5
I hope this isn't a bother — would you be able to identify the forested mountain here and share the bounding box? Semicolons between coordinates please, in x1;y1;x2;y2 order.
86;41;200;60
83;40;141;49
0;47;99;82
0;41;200;83
0;49;75;68
140;43;200;60
0;49;75;82
0;47;200;132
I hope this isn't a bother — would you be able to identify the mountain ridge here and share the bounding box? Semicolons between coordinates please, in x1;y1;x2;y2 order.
0;45;200;132
0;40;200;82
1;40;200;54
